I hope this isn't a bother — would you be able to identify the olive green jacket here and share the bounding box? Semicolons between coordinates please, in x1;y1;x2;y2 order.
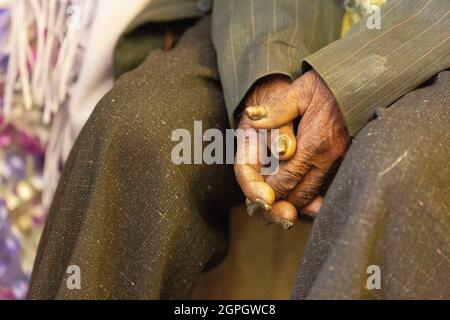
115;0;450;136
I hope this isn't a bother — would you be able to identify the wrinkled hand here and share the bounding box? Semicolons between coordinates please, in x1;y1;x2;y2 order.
244;70;351;228
235;75;296;215
235;73;324;228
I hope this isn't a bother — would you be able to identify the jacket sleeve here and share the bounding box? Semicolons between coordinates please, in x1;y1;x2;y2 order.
212;0;344;126
302;0;450;136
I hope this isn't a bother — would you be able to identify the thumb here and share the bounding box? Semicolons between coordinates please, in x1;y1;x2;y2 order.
245;74;313;129
268;122;296;161
245;84;299;129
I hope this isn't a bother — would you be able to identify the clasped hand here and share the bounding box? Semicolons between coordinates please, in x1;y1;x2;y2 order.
235;70;351;229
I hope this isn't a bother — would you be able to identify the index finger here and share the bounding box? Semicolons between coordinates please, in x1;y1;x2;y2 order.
245;85;299;129
234;124;275;209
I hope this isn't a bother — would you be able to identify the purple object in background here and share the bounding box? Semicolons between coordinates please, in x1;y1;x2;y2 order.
0;201;29;300
0;0;96;300
0;6;38;300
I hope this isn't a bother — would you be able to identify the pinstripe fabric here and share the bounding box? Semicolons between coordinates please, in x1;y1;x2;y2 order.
302;0;450;135
212;0;344;125
115;0;449;135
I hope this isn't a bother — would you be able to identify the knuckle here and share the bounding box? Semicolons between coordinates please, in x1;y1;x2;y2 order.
290;185;320;208
283;167;303;186
267;170;299;195
309;172;325;186
291;153;311;172
329;135;350;160
314;138;329;154
238;116;252;130
289;191;313;209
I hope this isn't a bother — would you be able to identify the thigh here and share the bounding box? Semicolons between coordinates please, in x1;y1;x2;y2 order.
293;70;450;299
29;16;239;299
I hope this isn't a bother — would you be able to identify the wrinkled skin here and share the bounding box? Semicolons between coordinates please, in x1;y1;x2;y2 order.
235;71;351;229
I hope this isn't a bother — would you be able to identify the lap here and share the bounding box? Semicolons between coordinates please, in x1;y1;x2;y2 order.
293;70;450;299
29;16;238;299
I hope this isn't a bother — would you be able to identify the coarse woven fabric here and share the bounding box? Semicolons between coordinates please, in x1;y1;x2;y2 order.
293;70;450;300
113;0;450;136
303;0;450;136
28;16;240;299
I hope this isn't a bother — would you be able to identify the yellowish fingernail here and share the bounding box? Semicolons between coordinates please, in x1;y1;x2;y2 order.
245;106;268;120
246;198;272;217
255;198;272;211
277;219;294;230
277;136;288;156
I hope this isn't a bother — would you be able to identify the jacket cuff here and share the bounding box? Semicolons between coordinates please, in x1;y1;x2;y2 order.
226;43;309;128
300;53;370;137
300;0;450;136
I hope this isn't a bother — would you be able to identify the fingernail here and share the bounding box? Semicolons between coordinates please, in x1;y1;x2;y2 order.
255;198;272;211
246;198;272;216
246;202;260;216
245;106;268;120
276;136;288;156
276;219;294;230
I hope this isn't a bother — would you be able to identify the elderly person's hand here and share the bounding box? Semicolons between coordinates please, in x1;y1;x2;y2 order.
234;75;296;212
241;70;351;229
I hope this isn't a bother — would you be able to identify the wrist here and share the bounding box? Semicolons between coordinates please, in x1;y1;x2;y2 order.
245;74;291;107
235;74;291;124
